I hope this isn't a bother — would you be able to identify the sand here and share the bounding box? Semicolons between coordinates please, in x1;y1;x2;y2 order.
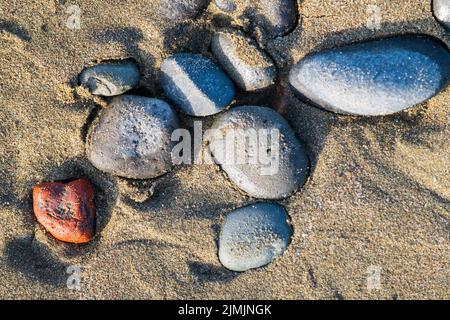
0;0;448;299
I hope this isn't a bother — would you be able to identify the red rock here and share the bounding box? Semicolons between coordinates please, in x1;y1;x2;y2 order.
33;178;96;244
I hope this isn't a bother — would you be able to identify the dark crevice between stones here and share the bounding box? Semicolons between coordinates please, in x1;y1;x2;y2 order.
80;103;102;144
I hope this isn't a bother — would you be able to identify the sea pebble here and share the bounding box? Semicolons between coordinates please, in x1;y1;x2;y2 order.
161;53;235;116
214;0;236;12
79;60;140;97
207;105;309;199
33;178;96;244
158;0;208;21
211;31;277;91
253;0;298;38
289;35;450;116
219;203;293;272
433;0;450;30
87;95;179;179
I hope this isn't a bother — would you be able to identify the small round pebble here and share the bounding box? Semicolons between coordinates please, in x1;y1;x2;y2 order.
212;31;276;91
254;0;298;38
161;53;235;116
214;0;236;12
207;105;310;199
219;203;293;272
87;95;179;179
158;0;208;21
433;0;450;30
79;60;140;97
289;35;450;116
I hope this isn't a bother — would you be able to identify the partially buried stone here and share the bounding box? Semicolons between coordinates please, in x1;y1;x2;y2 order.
219;203;293;272
433;0;450;30
79;60;140;96
211;31;276;91
214;0;236;12
87;95;179;179
253;0;298;38
33;178;96;244
289;35;450;116
161;53;235;116
158;0;208;21
207;105;310;199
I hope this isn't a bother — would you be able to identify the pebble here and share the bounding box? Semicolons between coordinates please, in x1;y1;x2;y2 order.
33;178;96;244
79;60;140;97
219;203;293;272
253;0;298;38
158;0;208;21
87;95;179;179
161;53;235;116
211;31;277;91
289;35;450;116
214;0;236;12
433;0;450;30
207;105;310;199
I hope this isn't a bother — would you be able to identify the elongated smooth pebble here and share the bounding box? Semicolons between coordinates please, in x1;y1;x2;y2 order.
87;95;179;179
214;0;236;12
158;0;208;21
207;105;309;199
289;36;450;116
433;0;450;30
161;53;235;116
79;60;140;96
212;31;276;91
219;203;293;272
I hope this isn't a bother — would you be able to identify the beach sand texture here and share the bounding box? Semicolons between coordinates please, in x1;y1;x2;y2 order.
0;0;448;299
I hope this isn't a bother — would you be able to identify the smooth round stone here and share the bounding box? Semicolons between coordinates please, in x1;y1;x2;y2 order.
211;31;277;91
158;0;208;21
254;0;298;38
207;105;310;199
161;53;235;116
289;36;450;116
79;60;140;97
87;95;179;179
433;0;450;30
219;203;293;272
214;0;236;12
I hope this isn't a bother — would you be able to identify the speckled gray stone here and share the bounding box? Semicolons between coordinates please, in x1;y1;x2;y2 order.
211;31;277;91
289;35;450;116
253;0;298;38
161;53;235;116
79;60;140;96
433;0;450;30
219;203;293;272
207;105;310;199
87;95;179;179
214;0;236;12
158;0;208;21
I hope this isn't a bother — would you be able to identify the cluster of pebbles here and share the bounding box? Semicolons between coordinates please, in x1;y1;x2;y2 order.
34;1;450;272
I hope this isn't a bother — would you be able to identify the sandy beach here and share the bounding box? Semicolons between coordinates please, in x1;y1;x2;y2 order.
0;0;448;299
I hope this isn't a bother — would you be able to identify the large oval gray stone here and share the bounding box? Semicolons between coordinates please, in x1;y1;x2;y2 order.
211;31;277;91
87;95;179;179
158;0;208;21
433;0;450;30
219;203;293;272
207;105;310;199
289;36;450;116
161;53;235;116
79;60;140;97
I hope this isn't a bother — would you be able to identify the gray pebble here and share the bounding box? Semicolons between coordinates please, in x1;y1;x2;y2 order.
207;105;309;199
253;0;298;38
79;60;140;97
158;0;208;21
289;35;450;116
87;95;179;179
161;53;235;116
211;31;277;91
433;0;450;30
214;0;237;12
219;203;293;272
